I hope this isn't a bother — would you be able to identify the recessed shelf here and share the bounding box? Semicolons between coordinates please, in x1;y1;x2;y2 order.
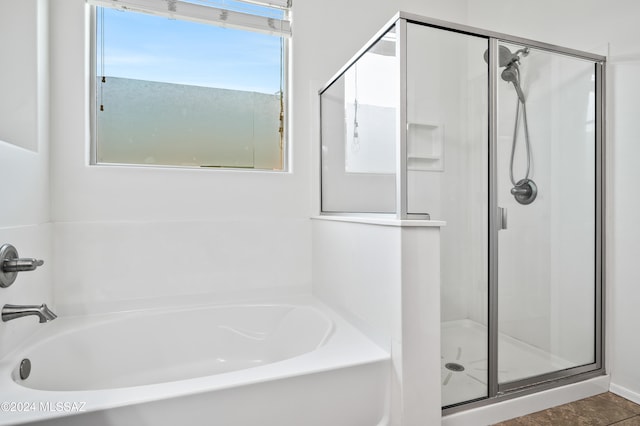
407;122;444;171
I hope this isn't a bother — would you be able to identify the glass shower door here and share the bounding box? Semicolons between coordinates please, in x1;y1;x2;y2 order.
495;41;599;388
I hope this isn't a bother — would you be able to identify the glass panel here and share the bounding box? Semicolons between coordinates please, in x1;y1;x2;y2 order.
320;27;397;213
496;41;596;384
404;23;490;407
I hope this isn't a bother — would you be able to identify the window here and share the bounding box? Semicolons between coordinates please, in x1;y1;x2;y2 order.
90;0;291;170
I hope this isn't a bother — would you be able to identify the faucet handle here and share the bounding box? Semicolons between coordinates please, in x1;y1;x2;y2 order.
0;244;45;288
3;258;44;273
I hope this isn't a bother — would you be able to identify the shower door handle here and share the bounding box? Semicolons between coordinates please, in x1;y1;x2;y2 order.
498;207;507;230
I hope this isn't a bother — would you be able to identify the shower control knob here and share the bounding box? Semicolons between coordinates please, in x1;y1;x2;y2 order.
3;258;44;272
510;186;531;196
0;244;45;288
511;179;537;205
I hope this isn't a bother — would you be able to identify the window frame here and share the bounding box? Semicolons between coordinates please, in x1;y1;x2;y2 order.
88;3;290;172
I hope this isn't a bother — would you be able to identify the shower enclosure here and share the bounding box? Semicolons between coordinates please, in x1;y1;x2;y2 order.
319;12;605;412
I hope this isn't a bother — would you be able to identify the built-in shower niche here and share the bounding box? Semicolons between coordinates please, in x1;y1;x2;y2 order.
407;122;443;171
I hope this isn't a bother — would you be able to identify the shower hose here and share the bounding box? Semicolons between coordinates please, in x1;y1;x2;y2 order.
509;72;532;187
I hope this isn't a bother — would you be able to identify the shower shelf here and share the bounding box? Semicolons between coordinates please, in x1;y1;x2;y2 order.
408;156;441;171
407;122;443;171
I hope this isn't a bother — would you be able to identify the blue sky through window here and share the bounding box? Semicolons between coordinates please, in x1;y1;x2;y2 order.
97;7;283;94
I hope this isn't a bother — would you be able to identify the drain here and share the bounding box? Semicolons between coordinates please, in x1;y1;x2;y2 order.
19;359;31;380
445;362;465;372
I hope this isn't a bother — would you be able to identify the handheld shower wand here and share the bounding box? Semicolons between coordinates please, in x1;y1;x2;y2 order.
483;45;536;205
501;64;526;103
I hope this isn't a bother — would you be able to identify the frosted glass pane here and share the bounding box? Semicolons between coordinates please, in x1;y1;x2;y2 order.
97;78;281;169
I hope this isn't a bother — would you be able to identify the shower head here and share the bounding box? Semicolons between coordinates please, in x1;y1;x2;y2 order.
501;64;526;103
483;45;520;67
483;45;528;103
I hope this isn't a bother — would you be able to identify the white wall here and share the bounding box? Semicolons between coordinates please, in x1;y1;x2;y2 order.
608;57;640;401
49;0;311;311
312;219;442;426
47;0;467;311
0;0;52;359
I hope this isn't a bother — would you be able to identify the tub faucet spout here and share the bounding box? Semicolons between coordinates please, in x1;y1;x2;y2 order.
2;304;57;323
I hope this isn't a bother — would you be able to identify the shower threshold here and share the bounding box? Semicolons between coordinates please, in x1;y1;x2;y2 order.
441;319;576;407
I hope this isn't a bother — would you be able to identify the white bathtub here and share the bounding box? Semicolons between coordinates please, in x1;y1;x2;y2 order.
0;296;390;426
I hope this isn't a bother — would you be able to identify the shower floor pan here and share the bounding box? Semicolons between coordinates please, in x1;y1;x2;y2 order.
441;319;575;407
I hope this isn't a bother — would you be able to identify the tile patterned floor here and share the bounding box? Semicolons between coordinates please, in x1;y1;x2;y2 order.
493;392;640;425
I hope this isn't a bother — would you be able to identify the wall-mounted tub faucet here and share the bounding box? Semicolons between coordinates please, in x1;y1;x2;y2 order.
0;244;44;288
2;304;57;323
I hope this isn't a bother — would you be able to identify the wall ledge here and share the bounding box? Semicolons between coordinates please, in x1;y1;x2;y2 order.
311;215;446;227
